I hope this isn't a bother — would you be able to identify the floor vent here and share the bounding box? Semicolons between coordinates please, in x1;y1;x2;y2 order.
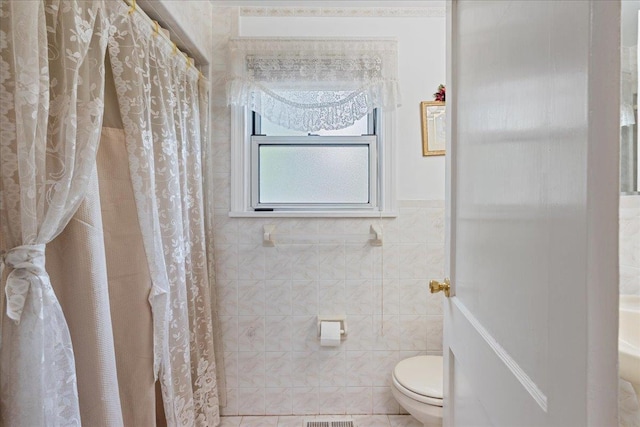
306;422;354;427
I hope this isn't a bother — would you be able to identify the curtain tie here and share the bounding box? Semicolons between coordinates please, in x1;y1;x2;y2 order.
0;244;49;323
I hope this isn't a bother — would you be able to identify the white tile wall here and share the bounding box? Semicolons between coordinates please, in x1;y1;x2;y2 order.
216;206;445;416
209;8;445;417
620;195;640;296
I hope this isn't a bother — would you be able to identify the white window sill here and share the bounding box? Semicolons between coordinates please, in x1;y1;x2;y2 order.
228;210;398;218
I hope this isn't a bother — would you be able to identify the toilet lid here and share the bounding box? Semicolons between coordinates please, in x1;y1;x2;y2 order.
393;355;443;399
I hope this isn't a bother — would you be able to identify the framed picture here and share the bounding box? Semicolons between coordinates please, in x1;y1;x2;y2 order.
421;101;446;156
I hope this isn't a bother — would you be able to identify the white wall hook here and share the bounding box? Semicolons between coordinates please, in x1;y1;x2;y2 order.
370;224;383;246
263;224;276;246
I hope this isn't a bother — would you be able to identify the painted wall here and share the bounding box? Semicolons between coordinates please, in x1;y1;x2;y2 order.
622;0;640;47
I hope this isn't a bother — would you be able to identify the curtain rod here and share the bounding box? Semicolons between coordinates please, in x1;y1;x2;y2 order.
122;0;206;81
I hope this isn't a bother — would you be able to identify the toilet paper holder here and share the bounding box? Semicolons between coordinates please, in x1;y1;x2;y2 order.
317;315;347;339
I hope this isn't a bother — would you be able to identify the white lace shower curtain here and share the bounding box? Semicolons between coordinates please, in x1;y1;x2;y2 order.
108;5;219;424
228;38;400;132
0;1;219;425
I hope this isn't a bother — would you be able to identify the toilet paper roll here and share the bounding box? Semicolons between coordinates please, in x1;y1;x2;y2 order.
320;321;342;347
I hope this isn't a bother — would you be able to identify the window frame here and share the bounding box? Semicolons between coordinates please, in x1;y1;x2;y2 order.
229;106;397;218
250;136;378;211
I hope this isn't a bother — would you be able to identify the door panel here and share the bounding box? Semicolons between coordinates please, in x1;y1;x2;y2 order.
444;1;620;426
451;352;492;427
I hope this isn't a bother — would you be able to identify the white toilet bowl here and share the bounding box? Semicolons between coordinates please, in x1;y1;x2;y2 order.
391;355;443;427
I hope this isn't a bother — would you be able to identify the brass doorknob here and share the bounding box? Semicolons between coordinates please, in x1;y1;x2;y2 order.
429;278;451;297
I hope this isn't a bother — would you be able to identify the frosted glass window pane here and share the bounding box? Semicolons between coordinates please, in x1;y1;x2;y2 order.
259;145;370;204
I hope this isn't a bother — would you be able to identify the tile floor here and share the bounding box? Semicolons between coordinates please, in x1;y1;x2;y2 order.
220;414;422;427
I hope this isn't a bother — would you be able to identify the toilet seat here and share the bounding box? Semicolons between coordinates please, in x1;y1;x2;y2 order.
392;355;443;407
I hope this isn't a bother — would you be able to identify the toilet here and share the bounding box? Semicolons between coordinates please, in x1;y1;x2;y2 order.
391;355;443;427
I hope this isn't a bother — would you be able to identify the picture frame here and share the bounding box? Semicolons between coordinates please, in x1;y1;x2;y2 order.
421;101;446;156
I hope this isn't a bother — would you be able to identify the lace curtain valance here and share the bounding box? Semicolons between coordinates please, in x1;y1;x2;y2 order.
227;38;401;132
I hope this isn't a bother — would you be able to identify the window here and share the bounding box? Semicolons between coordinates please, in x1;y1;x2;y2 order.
251;112;377;210
228;38;399;217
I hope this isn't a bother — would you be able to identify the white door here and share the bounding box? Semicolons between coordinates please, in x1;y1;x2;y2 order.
439;1;620;426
